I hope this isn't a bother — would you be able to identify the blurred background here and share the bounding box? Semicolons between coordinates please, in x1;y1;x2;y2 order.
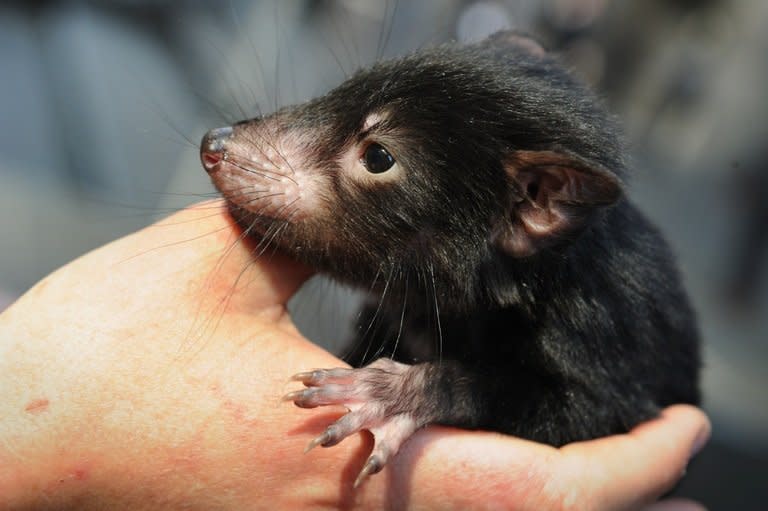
0;0;765;507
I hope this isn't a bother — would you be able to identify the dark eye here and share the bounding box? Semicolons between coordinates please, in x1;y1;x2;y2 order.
362;143;395;174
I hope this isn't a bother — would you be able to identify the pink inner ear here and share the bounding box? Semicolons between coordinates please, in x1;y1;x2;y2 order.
518;202;567;235
507;150;621;207
516;168;569;209
494;150;622;258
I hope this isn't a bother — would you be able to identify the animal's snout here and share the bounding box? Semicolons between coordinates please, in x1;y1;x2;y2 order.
200;126;234;172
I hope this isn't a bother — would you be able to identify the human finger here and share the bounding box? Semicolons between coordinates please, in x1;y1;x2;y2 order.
558;405;710;511
642;498;707;511
129;200;313;309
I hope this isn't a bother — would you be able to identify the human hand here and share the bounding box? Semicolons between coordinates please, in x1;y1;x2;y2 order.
0;202;709;510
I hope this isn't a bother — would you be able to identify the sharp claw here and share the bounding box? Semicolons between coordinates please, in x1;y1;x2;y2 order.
304;430;332;454
353;456;383;488
290;371;316;383
281;389;305;402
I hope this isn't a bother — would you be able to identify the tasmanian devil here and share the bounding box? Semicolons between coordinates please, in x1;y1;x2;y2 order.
199;31;700;486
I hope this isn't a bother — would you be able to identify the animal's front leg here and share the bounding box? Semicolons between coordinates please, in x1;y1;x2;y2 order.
284;358;481;487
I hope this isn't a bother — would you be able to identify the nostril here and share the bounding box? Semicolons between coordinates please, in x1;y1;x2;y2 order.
202;151;221;169
200;126;234;173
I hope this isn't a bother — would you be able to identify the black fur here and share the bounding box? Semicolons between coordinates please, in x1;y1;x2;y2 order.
210;32;700;446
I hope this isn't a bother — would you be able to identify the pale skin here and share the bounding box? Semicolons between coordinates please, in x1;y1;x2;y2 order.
0;202;710;510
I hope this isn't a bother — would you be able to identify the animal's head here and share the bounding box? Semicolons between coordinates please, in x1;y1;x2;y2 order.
201;31;623;309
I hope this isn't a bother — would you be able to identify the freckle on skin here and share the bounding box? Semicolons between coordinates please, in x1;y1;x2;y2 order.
71;468;88;481
25;398;50;414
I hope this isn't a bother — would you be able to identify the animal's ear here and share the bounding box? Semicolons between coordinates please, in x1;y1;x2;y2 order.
481;30;547;58
494;150;622;257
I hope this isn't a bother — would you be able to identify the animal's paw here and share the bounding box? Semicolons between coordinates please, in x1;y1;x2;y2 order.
284;358;423;487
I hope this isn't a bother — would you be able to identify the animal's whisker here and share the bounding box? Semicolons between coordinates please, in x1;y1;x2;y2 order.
198;25;700;486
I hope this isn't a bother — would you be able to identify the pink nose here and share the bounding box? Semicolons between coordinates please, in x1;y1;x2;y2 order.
200;126;233;173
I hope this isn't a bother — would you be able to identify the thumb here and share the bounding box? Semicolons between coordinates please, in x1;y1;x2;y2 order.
560;405;710;511
642;498;707;511
142;201;313;311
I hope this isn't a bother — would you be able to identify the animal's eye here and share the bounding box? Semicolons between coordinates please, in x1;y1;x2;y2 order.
362;143;395;174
